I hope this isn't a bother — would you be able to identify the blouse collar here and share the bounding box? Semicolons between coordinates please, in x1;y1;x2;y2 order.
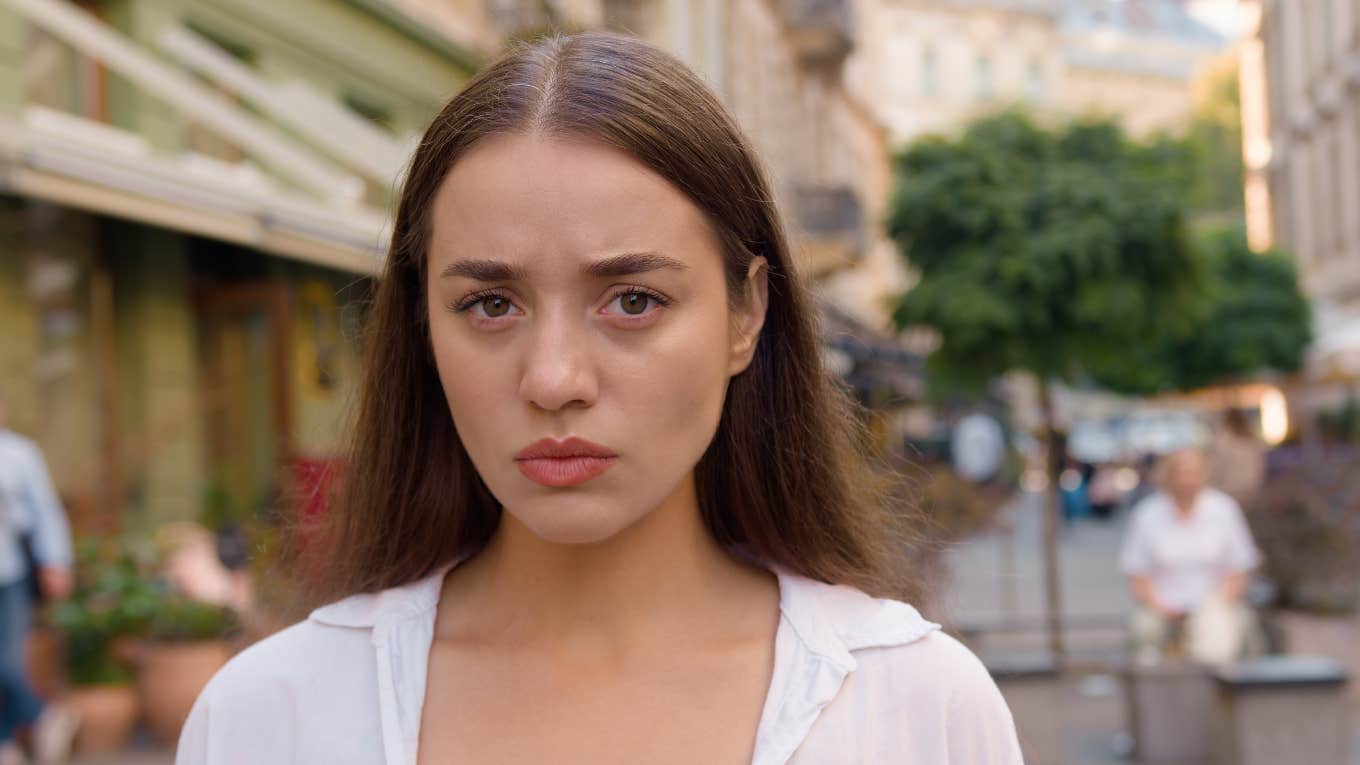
310;559;939;765
309;558;939;660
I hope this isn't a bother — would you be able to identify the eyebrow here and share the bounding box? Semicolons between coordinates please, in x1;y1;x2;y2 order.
439;251;689;281
583;251;689;277
439;259;528;282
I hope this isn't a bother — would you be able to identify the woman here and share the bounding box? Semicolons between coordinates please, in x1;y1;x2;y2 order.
177;32;1021;764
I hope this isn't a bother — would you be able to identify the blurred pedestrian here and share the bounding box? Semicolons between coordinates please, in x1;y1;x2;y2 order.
950;411;1005;483
1118;448;1263;666
1209;408;1266;506
0;388;78;765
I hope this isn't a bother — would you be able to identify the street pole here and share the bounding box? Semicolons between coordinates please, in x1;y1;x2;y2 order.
1038;379;1066;668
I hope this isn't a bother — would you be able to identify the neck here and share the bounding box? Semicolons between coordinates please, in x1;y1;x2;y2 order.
435;474;776;650
1171;490;1200;515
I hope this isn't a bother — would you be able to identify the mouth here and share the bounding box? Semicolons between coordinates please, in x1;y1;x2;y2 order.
514;437;617;488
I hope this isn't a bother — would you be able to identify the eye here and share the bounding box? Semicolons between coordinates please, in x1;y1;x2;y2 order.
618;291;649;315
479;295;513;317
451;290;522;321
603;287;670;318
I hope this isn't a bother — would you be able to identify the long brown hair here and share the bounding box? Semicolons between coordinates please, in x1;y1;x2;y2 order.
294;31;919;607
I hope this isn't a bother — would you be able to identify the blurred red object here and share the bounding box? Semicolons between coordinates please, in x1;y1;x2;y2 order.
290;455;344;581
292;455;343;524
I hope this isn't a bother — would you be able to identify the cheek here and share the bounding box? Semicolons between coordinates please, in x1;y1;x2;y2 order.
428;319;502;442
609;308;732;454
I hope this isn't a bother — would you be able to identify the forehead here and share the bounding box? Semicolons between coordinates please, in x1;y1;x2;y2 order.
428;133;718;270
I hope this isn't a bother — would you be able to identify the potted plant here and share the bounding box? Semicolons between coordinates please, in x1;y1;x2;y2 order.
1245;448;1360;614
46;540;159;755
134;591;239;746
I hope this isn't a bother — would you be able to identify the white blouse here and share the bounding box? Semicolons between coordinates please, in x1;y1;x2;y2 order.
176;561;1023;764
1119;487;1262;613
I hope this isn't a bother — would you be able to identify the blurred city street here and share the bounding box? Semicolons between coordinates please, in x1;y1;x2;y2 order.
2;0;1359;762
942;490;1360;764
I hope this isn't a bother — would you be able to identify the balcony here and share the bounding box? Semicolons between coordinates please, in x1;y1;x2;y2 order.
780;0;854;69
485;0;555;39
791;184;864;276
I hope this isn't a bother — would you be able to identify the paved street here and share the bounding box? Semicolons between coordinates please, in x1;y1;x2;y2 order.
940;489;1360;765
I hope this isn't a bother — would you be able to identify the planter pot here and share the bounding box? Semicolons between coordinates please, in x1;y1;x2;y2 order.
1277;612;1360;706
135;640;232;746
62;684;140;756
24;625;65;700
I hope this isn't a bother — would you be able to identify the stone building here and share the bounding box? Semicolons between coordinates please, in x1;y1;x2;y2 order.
1240;0;1360;406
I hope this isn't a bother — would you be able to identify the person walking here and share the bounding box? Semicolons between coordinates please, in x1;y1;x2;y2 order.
0;388;78;765
1209;408;1267;506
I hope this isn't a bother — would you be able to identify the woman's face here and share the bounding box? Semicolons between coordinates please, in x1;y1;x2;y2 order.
426;133;766;544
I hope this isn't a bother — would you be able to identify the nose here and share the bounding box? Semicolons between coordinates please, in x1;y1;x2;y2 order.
517;311;598;412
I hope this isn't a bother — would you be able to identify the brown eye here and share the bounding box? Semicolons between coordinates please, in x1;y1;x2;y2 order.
620;292;649;315
482;296;512;317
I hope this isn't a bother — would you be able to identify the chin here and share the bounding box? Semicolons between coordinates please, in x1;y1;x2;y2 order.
503;493;651;546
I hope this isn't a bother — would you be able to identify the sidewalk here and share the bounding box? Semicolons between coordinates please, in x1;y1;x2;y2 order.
939;489;1360;765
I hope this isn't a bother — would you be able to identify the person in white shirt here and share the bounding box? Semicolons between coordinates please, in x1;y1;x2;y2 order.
176;32;1021;765
1119;447;1263;665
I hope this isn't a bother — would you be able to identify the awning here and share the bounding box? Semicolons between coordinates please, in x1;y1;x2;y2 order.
155;24;416;187
818;302;924;401
6;0;365;204
0;107;387;275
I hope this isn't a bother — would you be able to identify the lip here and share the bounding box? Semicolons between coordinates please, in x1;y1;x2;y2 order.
515;437;617;487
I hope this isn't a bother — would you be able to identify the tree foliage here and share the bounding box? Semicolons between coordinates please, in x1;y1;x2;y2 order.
887;111;1312;397
887;112;1207;393
1092;229;1312;393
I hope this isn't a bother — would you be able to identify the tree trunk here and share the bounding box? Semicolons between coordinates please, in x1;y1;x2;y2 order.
1038;378;1066;668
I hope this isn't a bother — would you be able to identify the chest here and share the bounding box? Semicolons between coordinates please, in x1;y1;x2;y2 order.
1147;514;1230;569
415;640;774;765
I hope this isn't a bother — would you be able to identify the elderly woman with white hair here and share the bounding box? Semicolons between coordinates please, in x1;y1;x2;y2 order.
1119;447;1264;665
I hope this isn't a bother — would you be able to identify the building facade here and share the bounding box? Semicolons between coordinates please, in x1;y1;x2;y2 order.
1241;0;1360;398
848;0;1224;148
0;0;479;532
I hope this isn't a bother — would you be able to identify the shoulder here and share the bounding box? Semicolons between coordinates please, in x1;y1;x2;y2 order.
0;430;41;460
1129;492;1170;526
177;619;379;762
1201;487;1244;515
778;573;1005;712
205;618;373;695
852;628;1007;708
822;627;1022;763
189;618;377;724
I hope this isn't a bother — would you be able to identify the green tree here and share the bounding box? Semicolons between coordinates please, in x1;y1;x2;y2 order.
1095;229;1312;393
886;112;1208;664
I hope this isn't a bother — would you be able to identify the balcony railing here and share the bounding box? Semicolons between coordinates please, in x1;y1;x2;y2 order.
780;0;854;68
791;184;864;275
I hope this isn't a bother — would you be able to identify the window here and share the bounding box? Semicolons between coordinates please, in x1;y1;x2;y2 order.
920;45;938;96
1025;56;1044;101
975;54;992;101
